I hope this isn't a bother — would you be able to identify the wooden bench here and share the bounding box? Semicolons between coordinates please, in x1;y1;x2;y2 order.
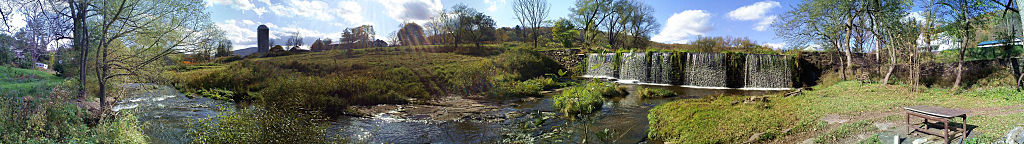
904;105;969;144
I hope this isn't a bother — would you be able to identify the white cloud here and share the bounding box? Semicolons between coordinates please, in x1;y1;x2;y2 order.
754;16;776;31
484;0;506;12
258;0;271;6
729;1;780;31
216;20;259;50
207;0;257;11
763;42;785;49
905;11;927;23
728;1;780;20
208;0;272;17
267;0;368;25
651;10;713;44
377;0;443;23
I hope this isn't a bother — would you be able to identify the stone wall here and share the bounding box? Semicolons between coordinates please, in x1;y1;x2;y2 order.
538;49;584;75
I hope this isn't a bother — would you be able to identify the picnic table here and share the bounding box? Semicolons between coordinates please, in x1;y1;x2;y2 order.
904;105;969;144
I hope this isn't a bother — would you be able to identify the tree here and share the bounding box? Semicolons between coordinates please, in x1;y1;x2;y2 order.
936;0;990;90
570;0;615;50
552;18;579;48
387;31;399;47
90;0;212;111
286;31;303;50
452;5;496;49
216;39;233;57
621;0;659;49
340;25;376;49
512;0;549;49
775;0;859;80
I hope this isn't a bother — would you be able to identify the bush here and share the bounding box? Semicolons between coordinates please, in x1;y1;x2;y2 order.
637;86;676;98
95;111;149;144
553;81;622;116
493;49;561;80
554;85;605;116
0;86;98;143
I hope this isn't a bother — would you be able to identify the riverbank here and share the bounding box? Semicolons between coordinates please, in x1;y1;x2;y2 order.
0;66;148;143
169;46;563;116
647;81;1024;143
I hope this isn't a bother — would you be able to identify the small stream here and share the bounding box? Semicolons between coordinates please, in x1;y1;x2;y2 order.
116;84;782;143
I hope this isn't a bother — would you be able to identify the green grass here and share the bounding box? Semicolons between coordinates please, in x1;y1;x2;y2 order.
648;81;1024;143
171;46;564;115
0;66;62;97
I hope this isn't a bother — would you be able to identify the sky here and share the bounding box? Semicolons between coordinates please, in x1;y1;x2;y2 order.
204;0;805;50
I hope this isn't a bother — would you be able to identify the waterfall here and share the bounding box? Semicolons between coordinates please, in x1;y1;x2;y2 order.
618;53;649;83
647;53;676;84
582;52;791;90
584;53;617;79
685;53;727;87
744;54;792;89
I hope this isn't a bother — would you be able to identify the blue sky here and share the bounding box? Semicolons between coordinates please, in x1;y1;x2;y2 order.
206;0;802;50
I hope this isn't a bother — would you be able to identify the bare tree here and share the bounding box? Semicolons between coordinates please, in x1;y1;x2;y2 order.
90;0;211;111
286;31;303;50
512;0;549;49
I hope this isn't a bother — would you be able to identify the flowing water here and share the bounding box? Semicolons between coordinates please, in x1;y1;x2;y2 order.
744;54;793;89
113;84;232;143
330;84;783;143
119;83;783;143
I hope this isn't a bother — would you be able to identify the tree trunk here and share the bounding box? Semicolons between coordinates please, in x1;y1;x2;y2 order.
73;0;89;98
953;40;965;89
1015;0;1024;91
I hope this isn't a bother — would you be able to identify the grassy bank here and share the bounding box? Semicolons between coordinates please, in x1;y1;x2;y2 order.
1;67;62;97
170;47;563;114
648;81;1024;143
0;66;148;143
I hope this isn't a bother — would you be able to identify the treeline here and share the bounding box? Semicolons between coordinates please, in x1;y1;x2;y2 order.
774;0;1024;89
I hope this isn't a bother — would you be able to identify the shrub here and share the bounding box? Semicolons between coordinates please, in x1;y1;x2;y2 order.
637;86;676;98
0;87;98;143
553;85;605;116
493;49;561;80
95;111;149;144
553;81;621;116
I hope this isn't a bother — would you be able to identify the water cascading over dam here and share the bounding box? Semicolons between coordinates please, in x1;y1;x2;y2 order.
619;53;649;83
744;54;793;89
584;53;617;79
581;52;793;89
648;53;677;84
684;53;727;87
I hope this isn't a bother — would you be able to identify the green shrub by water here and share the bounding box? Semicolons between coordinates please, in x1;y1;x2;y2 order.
0;84;148;143
553;81;625;116
637;86;676;98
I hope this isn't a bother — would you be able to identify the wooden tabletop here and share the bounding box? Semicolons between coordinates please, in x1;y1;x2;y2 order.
904;105;969;118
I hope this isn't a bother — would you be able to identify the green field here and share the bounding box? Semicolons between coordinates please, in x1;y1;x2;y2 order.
0;67;62;97
170;46;563;114
648;81;1024;143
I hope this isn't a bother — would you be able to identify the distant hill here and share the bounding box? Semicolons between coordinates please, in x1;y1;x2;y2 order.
233;47;258;56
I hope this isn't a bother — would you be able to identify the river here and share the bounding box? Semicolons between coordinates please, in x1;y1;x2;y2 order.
115;83;782;143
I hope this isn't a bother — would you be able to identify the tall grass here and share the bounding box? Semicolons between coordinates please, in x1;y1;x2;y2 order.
170;48;565;115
